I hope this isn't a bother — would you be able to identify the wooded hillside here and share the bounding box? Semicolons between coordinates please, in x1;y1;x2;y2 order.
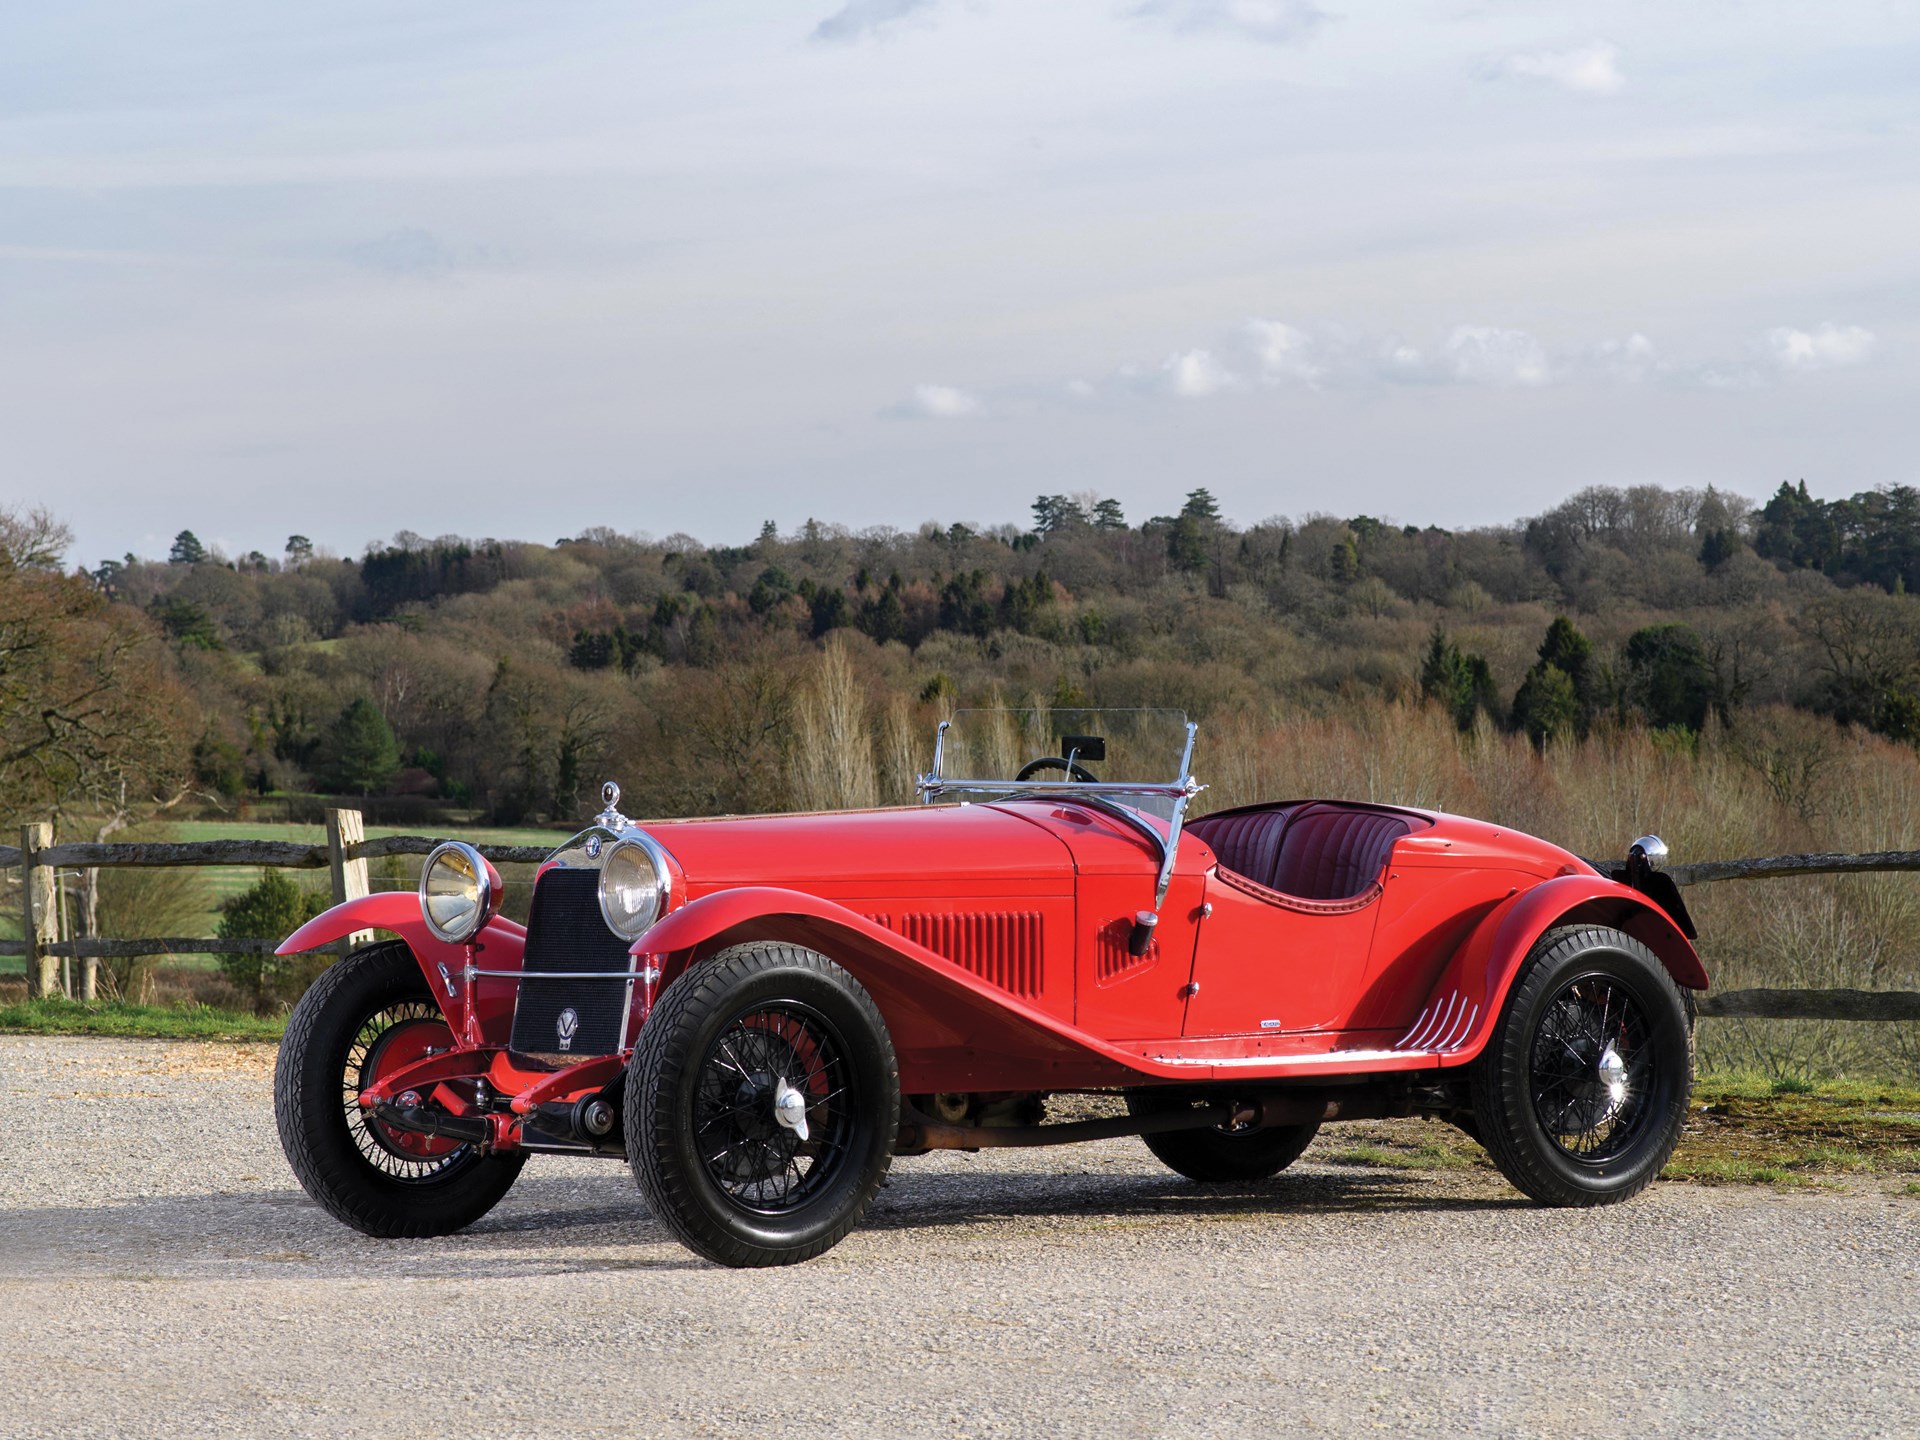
11;479;1920;829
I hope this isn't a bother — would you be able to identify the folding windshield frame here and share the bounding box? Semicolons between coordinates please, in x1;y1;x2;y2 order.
916;716;1205;911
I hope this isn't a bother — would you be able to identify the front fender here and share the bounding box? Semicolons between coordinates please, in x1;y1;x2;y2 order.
278;893;526;1041
634;887;1156;1092
1406;875;1707;1067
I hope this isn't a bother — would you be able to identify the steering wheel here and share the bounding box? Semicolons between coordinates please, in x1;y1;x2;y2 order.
1015;756;1098;784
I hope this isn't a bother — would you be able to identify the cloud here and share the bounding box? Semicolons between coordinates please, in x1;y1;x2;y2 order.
812;0;939;42
1132;0;1329;46
903;316;1876;420
888;383;983;419
1497;41;1624;96
1765;323;1877;372
1241;319;1324;384
1433;324;1553;387
1161;348;1239;397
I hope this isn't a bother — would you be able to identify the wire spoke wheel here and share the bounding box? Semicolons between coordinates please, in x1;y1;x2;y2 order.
1527;976;1652;1165
1471;925;1692;1208
627;942;898;1267
346;1003;471;1183
691;1002;855;1215
275;941;525;1239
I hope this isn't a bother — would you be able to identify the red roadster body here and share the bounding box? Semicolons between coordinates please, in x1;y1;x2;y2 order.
274;711;1705;1266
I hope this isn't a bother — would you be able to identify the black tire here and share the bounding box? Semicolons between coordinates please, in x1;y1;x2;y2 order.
274;941;525;1238
1125;1091;1321;1182
626;942;899;1267
1471;925;1692;1207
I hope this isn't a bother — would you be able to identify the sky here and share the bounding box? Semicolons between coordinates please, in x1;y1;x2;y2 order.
4;1;1917;566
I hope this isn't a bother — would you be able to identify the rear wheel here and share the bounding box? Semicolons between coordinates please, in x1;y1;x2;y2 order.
274;941;524;1237
1126;1091;1321;1182
1471;925;1691;1206
626;943;898;1267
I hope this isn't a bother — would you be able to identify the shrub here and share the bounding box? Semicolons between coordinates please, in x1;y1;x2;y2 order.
216;869;329;1013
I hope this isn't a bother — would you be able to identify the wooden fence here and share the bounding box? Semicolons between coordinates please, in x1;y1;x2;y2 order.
2;815;1919;1021
0;810;553;1002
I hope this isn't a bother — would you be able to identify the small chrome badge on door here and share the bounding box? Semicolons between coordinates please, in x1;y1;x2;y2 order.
557;1007;580;1050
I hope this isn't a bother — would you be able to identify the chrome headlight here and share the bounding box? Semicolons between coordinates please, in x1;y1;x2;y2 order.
419;841;498;945
598;835;670;939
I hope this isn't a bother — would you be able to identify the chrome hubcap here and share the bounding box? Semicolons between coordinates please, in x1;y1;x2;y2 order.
773;1077;811;1143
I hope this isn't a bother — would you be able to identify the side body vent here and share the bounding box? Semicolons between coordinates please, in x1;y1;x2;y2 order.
1094;916;1158;986
870;910;1044;999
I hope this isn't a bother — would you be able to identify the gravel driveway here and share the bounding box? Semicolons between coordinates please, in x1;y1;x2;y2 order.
1;1035;1915;1439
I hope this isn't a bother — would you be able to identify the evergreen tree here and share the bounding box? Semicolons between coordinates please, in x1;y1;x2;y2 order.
1091;498;1127;530
1179;488;1221;523
285;534;314;564
1031;495;1087;534
1623;624;1716;732
169;530;207;565
320;697;401;795
1419;627;1498;732
1512;665;1578;747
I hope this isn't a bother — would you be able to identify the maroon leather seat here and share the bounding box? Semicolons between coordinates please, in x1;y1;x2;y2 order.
1189;804;1412;903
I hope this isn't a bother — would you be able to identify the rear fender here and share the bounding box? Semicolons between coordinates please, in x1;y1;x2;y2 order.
1405;875;1707;1067
634;887;1144;1092
277;892;527;1041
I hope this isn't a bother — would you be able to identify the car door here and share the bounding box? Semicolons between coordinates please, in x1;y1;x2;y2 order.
1179;871;1387;1036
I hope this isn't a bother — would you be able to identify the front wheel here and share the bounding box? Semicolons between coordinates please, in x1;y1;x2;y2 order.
626;943;899;1267
274;941;524;1237
1471;925;1692;1207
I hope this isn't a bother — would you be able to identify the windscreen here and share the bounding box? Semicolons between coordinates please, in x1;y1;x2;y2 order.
935;707;1192;819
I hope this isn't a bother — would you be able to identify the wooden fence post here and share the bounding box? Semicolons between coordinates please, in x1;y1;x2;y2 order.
21;824;57;1000
325;808;374;952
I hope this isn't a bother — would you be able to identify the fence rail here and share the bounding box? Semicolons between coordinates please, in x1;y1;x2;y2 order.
4;818;1920;1021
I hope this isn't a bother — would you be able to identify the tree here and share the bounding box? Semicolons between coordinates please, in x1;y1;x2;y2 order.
1622;624;1717;732
0;507;192;825
1179;488;1221;523
1090;498;1127;530
1031;495;1087;535
1167;515;1209;574
1419;627;1497;732
1512;664;1578;748
1511;617;1600;736
285;535;314;564
318;697;401;795
169;530;207;565
1329;530;1360;584
748;566;795;616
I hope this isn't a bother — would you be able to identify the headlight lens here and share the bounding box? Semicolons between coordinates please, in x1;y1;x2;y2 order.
419;841;496;944
598;837;668;939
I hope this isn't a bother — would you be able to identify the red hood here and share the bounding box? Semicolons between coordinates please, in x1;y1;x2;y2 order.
638;803;1077;894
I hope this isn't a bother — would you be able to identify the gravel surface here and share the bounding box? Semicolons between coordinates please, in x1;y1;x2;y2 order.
1;1035;1916;1439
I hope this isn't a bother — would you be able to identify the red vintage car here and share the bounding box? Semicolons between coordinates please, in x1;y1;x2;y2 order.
274;709;1704;1267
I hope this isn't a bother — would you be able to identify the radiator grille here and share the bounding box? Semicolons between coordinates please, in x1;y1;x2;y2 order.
509;867;634;1058
1094;916;1158;986
871;911;1044;998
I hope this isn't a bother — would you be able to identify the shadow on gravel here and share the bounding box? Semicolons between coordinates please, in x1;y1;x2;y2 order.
0;1162;1526;1282
864;1163;1525;1235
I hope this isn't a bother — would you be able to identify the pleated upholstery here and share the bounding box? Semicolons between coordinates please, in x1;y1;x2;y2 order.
1186;807;1293;890
1189;804;1411;902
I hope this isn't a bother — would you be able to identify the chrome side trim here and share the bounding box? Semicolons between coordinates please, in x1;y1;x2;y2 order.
1145;1048;1419;1069
1395;991;1481;1053
465;966;661;982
